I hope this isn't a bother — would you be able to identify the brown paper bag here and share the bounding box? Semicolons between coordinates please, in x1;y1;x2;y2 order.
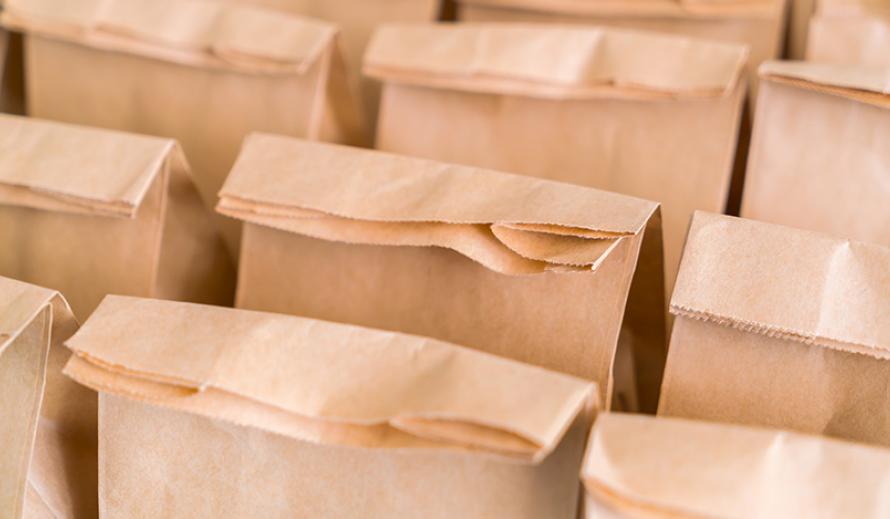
455;0;787;103
787;0;817;58
218;135;667;412
659;212;890;446
0;115;234;320
1;0;369;257
63;295;598;518
1;276;96;518
741;61;890;247
807;0;890;65
582;413;890;518
366;24;746;293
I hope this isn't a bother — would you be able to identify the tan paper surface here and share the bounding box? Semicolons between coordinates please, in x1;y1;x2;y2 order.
64;295;597;517
0;114;233;320
741;61;890;248
0;276;95;519
455;0;787;104
366;24;745;293
218;135;666;412
659;212;890;446
807;0;890;65
2;0;368;257
582;413;890;518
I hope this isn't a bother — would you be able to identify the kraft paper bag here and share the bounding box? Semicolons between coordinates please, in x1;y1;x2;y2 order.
218;135;667;412
659;212;890;447
582;413;890;518
455;0;787;103
366;24;746;294
787;0;817;58
216;0;442;128
0;115;234;320
807;0;890;65
63;295;598;518
1;276;96;518
1;0;369;257
741;61;890;247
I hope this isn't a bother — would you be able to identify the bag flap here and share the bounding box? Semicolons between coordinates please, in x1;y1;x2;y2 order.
0;276;74;356
0;115;180;218
2;0;336;74
759;61;890;108
671;212;890;359
217;135;658;276
63;296;597;463
582;414;890;518
364;24;748;99
458;0;783;18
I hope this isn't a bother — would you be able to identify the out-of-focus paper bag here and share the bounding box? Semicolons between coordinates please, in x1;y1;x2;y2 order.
0;115;234;320
63;296;598;518
582;413;890;518
455;0;787;103
807;0;890;65
1;0;368;257
787;0;817;58
741;61;890;246
366;24;746;293
219;136;667;412
659;212;890;446
1;276;96;518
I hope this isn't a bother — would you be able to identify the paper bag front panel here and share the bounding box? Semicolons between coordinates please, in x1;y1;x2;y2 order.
237;223;640;409
99;394;588;518
376;83;743;293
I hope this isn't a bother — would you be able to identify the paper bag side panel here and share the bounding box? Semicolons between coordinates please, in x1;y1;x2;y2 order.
236;224;636;409
458;4;785;103
99;394;589;518
658;317;890;447
741;80;890;248
807;15;890;65
24;36;328;259
0;169;165;320
154;157;236;306
375;83;742;293
0;308;49;519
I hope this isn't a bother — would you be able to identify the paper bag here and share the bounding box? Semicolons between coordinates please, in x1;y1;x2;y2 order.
741;61;890;247
1;276;96;518
659;212;890;447
582;413;890;518
218;135;667;412
787;0;817;58
63;295;598;518
0;115;234;320
807;0;890;65
455;0;787;104
217;0;442;129
1;0;368;257
366;24;746;293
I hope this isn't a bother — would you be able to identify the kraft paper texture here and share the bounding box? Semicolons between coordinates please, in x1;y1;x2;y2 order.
1;0;369;258
1;276;95;519
0;115;234;320
659;212;890;447
455;0;787;104
742;61;890;249
366;24;746;293
64;296;598;518
582;413;890;518
218;135;667;412
807;0;890;65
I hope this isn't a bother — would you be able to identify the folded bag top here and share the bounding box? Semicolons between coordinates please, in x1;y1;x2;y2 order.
218;135;659;276
1;0;337;75
0;114;185;218
582;414;890;518
672;211;890;360
0;275;72;343
758;60;890;108
64;296;597;464
455;0;783;18
364;24;749;99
